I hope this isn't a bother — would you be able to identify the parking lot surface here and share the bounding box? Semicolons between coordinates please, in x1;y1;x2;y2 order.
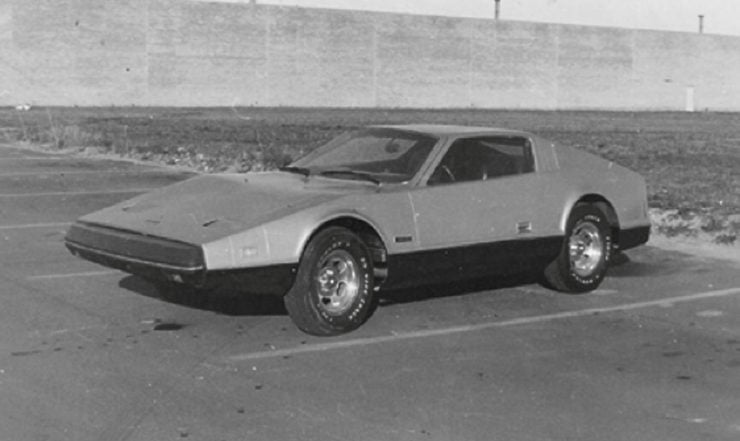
1;144;739;441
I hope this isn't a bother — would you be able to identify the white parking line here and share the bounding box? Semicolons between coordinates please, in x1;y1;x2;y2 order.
0;222;70;230
26;270;121;280
0;188;153;198
229;287;740;362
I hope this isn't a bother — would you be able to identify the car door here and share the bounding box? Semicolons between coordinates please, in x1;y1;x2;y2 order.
408;135;547;277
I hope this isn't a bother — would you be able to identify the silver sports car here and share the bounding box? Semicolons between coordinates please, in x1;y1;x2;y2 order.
65;125;650;335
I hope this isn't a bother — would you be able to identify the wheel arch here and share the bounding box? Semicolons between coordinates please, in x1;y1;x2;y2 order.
303;216;389;284
564;194;621;243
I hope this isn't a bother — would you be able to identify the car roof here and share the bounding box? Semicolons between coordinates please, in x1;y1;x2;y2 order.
371;124;531;138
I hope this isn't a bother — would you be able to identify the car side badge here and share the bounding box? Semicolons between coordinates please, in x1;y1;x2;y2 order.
517;221;532;234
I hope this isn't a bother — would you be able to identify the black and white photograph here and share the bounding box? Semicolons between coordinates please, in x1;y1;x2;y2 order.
1;0;739;439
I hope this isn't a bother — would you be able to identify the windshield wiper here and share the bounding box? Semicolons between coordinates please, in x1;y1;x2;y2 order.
319;169;381;185
279;166;311;177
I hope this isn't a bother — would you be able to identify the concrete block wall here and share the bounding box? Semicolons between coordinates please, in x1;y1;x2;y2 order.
1;0;738;110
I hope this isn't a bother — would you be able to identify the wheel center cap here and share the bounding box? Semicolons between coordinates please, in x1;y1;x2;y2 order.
318;269;338;291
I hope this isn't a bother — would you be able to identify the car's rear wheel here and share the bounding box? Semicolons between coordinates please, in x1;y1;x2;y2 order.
284;227;375;336
543;203;612;293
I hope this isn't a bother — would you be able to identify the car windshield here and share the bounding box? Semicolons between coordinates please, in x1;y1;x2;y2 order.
288;128;438;184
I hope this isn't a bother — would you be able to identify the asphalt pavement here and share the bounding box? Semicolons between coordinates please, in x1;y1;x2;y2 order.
1;143;739;441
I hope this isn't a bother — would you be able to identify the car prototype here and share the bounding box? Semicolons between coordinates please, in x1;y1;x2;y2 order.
65;125;650;335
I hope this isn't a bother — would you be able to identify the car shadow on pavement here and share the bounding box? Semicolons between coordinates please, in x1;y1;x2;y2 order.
378;252;638;305
118;275;287;316
118;271;541;316
378;271;542;306
607;247;710;278
117;251;653;316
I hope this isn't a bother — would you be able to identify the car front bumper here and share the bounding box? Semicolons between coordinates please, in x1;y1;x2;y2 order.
65;222;296;296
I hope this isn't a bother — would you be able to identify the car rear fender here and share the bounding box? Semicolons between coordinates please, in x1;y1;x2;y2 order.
562;194;619;230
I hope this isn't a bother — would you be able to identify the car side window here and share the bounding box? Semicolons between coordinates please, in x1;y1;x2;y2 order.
428;136;534;185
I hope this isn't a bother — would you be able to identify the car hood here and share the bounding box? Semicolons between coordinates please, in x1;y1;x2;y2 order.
77;172;369;245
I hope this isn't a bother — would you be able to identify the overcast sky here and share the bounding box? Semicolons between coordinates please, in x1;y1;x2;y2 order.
235;0;739;36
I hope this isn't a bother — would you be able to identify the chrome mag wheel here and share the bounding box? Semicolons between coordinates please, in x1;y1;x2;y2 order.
568;221;604;278
284;226;376;335
315;249;361;315
542;203;611;293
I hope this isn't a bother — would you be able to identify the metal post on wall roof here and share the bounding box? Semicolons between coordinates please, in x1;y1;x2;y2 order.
495;0;501;20
698;15;704;33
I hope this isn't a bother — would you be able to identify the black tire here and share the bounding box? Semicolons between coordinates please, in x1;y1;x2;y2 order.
543;203;612;293
284;227;375;336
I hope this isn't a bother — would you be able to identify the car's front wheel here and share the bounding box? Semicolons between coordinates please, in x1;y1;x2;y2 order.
543;203;612;293
284;227;376;336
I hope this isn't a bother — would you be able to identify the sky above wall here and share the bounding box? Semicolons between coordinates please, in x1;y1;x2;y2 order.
207;0;739;36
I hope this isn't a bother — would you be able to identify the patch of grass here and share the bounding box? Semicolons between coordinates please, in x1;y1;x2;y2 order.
2;106;739;241
713;234;737;245
656;222;699;238
700;214;726;233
